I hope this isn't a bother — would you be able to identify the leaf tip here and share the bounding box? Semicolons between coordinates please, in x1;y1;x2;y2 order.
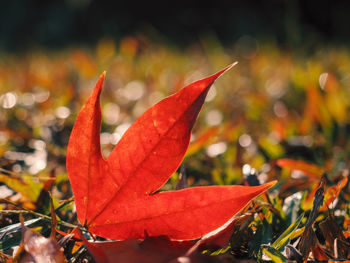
211;62;238;82
223;61;238;73
228;61;239;70
98;71;106;85
93;71;106;96
267;180;277;188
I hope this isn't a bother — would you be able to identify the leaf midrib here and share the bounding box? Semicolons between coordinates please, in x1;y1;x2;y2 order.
92;193;254;227
86;87;210;227
84;100;103;226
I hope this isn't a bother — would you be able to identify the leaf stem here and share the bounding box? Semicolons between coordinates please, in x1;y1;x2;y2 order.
0;198;77;229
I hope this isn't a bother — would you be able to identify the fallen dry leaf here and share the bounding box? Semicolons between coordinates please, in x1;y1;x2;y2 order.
276;158;324;179
297;178;325;260
20;218;64;263
77;229;194;263
320;213;350;259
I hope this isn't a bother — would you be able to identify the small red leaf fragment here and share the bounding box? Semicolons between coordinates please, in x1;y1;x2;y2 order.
322;175;348;210
311;243;329;261
277;158;324;179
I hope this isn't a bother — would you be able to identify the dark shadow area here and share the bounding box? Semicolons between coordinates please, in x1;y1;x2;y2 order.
1;0;350;50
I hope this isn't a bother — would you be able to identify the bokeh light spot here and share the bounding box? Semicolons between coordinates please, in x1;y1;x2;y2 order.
0;92;17;109
239;134;252;148
115;122;132;137
205;85;217;102
206;142;227;157
122;80;145;101
205;109;223;126
103;103;120;125
319;72;328;90
55;106;71;119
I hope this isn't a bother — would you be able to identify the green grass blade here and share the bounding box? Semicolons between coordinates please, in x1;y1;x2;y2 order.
272;212;304;250
262;245;287;263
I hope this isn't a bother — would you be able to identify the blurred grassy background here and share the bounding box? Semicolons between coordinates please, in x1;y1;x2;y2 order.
1;1;350;199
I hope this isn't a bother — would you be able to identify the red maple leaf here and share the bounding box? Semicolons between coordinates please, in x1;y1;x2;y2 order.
66;63;276;241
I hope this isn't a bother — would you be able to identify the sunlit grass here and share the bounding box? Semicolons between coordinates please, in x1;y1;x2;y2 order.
1;36;350;261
